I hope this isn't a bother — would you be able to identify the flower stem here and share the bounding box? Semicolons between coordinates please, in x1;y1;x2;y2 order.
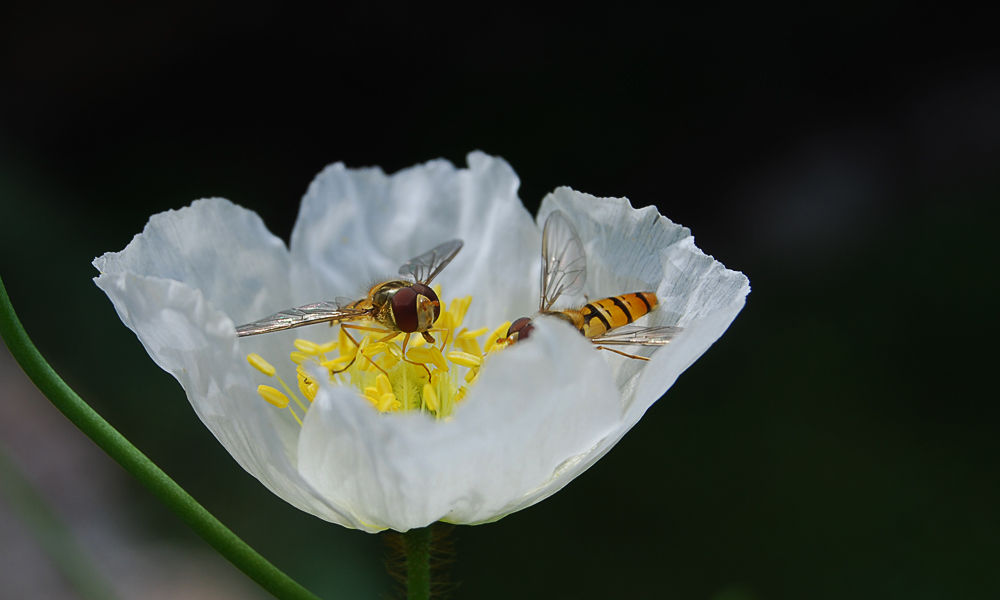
402;527;432;599
0;275;321;600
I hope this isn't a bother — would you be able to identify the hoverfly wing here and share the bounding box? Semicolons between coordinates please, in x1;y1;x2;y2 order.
235;301;370;337
590;325;682;346
540;210;587;312
398;239;464;284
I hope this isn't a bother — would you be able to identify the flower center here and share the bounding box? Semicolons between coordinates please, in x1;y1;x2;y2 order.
245;286;512;424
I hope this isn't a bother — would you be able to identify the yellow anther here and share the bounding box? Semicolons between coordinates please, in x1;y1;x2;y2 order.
456;386;468;403
484;321;511;353
385;342;403;360
362;342;388;357
257;385;289;409
376;373;393;397
365;386;379;397
338;327;355;356
408;346;448;371
436;310;454;331
423;384;439;412
447;351;482;368
293;339;321;355
450;296;472;325
318;340;338;354
297;372;318;402
410;335;427;348
322;355;356;368
464;368;479;384
458;326;489;339
246;353;276;377
289;351;310;365
377;392;396;413
456;336;483;357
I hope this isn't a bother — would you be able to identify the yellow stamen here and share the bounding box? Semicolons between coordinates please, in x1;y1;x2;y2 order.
362;342;388;357
378;392;396;413
408;346;448;371
447;351;481;368
464;368;478;384
484;321;511;353
293;339;321;355
458;326;489;339
338;327;355;356
289;351;310;365
376;373;393;397
322;355;356;368
423;383;439;412
456;336;483;357
246;353;276;377
258;385;289;408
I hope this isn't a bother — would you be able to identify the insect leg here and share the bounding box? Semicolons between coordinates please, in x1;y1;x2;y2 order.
399;332;433;377
340;324;390;376
594;346;651;361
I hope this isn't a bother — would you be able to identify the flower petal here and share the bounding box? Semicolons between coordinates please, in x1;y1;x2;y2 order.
93;271;364;529
93;198;293;326
524;189;750;491
289;152;540;328
296;318;621;531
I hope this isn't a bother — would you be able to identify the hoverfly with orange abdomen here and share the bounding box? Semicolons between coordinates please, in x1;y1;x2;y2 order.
504;211;680;360
236;239;463;373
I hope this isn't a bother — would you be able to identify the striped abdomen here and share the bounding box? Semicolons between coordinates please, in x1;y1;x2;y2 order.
578;292;657;338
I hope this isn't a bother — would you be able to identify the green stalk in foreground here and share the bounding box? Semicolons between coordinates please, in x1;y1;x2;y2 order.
0;275;321;600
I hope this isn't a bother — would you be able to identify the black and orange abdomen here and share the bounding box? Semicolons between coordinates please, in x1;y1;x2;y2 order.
578;292;657;338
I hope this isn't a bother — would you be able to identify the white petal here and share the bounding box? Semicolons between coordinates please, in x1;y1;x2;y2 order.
93;198;293;325
93;272;365;529
510;189;749;496
296;318;621;531
289;152;540;328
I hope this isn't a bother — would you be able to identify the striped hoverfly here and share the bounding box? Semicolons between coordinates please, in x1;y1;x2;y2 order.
236;239;463;371
504;210;680;360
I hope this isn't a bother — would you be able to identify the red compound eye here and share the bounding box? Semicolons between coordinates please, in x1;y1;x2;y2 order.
410;283;440;322
507;316;535;341
391;286;419;332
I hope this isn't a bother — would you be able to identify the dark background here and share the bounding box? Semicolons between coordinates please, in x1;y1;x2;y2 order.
1;4;998;599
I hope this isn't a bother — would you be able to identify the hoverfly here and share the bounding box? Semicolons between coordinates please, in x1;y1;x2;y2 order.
236;239;463;371
504;211;680;360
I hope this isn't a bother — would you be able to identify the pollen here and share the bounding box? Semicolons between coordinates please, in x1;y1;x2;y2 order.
243;290;491;423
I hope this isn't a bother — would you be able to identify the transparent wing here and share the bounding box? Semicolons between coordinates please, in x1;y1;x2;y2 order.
540;210;587;311
398;239;464;284
590;325;683;346
235;301;370;337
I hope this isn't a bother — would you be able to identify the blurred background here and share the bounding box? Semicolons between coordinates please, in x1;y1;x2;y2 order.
1;4;998;599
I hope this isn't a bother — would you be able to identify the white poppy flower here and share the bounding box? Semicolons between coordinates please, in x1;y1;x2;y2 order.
93;152;749;533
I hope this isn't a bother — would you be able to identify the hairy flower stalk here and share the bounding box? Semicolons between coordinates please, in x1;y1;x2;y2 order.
92;152;749;536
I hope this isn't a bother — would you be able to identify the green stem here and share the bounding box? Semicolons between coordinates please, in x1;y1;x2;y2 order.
0;275;321;600
0;441;120;600
402;527;432;600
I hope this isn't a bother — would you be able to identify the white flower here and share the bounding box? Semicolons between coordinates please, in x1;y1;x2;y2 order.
93;152;749;533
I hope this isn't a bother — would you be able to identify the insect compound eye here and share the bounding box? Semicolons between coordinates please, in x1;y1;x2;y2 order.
390;286;419;332
410;283;441;323
506;316;535;342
